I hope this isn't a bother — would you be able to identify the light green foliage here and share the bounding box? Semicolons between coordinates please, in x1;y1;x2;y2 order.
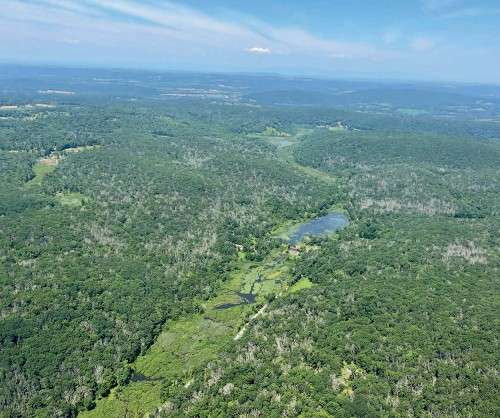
56;192;87;207
289;277;314;293
86;247;299;417
26;158;57;186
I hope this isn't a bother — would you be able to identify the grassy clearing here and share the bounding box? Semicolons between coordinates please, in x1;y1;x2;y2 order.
277;144;338;185
81;382;162;418
27;146;101;187
273;221;300;241
289;277;314;293
26;158;58;186
247;127;295;148
56;192;87;207
236;250;292;299
81;305;243;418
82;308;246;417
249;126;338;184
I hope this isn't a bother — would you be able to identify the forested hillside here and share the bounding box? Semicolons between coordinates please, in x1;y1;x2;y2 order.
0;100;335;416
0;68;499;417
162;129;499;417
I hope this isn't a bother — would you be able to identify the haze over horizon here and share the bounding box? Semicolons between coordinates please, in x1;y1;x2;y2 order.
2;0;500;84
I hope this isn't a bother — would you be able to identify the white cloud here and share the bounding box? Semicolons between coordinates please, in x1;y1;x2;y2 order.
246;46;271;54
0;1;498;85
0;0;391;63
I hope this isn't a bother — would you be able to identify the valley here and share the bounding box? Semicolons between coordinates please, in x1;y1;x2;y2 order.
83;207;345;417
0;67;498;418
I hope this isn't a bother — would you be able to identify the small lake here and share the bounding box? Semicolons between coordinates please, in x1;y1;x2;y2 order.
289;212;349;244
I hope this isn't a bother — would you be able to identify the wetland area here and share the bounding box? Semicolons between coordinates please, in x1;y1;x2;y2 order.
83;210;349;417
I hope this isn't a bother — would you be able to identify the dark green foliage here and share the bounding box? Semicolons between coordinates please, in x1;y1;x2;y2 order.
0;96;336;417
167;214;498;417
162;107;499;418
1;68;499;417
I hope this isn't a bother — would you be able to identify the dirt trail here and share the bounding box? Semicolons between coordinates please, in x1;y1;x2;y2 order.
234;303;268;340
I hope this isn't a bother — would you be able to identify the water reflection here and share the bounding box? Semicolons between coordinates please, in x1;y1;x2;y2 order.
289;212;348;244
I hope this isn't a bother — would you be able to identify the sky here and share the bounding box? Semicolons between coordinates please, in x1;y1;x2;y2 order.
1;0;500;83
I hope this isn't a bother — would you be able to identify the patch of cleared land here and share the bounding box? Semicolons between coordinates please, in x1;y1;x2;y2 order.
317;121;350;131
26;155;60;186
27;145;101;187
262;126;290;137
63;145;101;153
34;103;56;108
289;277;314;293
56;192;87;207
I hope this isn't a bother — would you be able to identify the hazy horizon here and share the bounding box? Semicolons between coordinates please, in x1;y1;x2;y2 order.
2;0;500;84
2;61;500;89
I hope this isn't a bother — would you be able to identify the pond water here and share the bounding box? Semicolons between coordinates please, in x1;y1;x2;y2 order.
214;291;257;310
237;292;256;304
215;302;242;310
129;372;162;383
289;212;349;244
215;282;259;310
276;139;293;147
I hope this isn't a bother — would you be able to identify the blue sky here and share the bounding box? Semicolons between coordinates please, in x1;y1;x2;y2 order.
1;0;500;83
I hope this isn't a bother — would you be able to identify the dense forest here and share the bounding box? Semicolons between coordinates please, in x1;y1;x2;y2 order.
163;130;499;417
0;67;499;417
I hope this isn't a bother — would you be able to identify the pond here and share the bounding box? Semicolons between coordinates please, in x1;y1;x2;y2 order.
289;212;349;244
214;290;256;310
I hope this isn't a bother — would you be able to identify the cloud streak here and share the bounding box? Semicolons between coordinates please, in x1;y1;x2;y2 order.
1;0;499;83
421;0;500;19
0;0;390;62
